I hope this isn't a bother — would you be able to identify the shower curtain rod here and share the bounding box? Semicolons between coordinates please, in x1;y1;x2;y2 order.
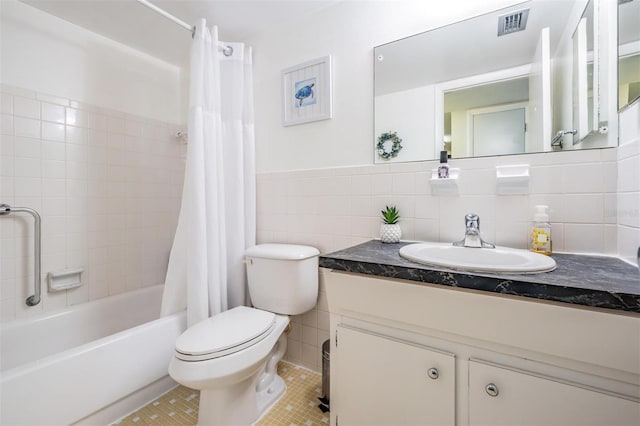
135;0;234;56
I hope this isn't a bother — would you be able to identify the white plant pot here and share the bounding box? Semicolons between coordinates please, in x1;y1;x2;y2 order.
380;223;401;243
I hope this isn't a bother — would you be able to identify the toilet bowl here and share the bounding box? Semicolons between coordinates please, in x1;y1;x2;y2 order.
168;244;319;426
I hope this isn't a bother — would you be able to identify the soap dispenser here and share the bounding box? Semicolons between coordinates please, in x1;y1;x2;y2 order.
438;151;450;178
529;205;552;255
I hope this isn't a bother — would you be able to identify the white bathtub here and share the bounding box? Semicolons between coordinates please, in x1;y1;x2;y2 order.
0;285;187;425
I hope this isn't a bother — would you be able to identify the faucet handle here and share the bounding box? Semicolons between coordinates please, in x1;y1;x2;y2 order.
465;213;479;229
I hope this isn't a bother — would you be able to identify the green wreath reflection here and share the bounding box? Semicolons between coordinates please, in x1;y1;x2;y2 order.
376;131;403;160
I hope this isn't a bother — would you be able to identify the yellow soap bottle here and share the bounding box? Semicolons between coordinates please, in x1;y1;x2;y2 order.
530;205;552;255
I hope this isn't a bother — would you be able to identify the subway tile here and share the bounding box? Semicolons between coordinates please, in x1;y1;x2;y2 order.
66;108;88;127
41;102;65;123
604;193;617;224
413;218;439;242
617;138;640;160
66;144;88;163
618;192;640;228
618;225;640;266
42;179;66;197
37;93;69;107
618;156;640;193
564;224;604;254
41;122;65;142
14;137;41;159
561;163;604;193
43;141;66;161
1;94;13;115
604;225;617;255
14;157;41;178
372;173;393;195
529;166;563;194
107;117;125;134
66;126;87;144
13;97;40;119
350;174;373;195
14;117;40;139
391;173;416;195
14;177;42;197
0;135;14;157
88;113;108;131
1;114;13;135
43;160;66;179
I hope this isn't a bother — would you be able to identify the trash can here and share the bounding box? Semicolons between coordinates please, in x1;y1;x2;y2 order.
322;339;330;402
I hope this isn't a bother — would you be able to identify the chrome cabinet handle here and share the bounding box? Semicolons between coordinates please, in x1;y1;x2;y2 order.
427;368;439;380
485;383;499;397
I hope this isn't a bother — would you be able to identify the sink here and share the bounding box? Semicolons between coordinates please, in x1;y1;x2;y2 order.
399;242;556;274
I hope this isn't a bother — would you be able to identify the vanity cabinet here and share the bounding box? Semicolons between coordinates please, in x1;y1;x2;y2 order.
324;269;640;426
335;326;455;426
468;359;639;426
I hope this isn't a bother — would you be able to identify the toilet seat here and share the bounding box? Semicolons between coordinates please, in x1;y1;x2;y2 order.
175;306;276;362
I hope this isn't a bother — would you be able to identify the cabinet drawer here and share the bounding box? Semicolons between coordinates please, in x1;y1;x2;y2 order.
335;325;455;426
469;359;640;426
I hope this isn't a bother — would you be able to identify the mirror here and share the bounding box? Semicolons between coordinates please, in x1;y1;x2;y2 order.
572;0;597;141
374;0;615;163
618;0;640;110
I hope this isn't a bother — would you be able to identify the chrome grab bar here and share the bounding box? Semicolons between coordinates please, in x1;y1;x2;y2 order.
1;204;42;306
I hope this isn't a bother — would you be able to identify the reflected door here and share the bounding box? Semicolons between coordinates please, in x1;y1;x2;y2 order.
472;108;526;156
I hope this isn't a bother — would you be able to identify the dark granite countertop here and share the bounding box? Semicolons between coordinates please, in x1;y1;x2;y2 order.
319;240;640;313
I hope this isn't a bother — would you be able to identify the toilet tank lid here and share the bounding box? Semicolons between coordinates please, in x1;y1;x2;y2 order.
245;243;320;260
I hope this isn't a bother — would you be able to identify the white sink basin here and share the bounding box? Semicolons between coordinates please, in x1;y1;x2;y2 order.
399;242;556;274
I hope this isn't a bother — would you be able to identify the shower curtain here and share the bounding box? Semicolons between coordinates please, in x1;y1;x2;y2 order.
161;19;256;327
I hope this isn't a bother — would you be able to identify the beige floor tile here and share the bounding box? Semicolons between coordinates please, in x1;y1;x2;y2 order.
114;361;328;426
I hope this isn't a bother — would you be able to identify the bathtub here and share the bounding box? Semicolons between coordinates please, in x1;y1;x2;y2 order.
0;284;187;425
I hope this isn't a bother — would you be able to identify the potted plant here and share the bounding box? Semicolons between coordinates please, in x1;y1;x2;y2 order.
380;205;401;243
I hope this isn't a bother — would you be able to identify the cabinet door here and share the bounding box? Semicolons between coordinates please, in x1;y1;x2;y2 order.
469;359;640;426
335;326;455;426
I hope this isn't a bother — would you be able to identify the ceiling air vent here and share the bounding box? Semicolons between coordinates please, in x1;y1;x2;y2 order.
497;9;529;36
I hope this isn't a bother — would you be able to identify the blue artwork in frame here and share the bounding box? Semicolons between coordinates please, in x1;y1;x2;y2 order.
294;78;317;108
282;55;332;126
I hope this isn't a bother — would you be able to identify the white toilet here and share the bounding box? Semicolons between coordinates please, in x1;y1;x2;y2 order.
168;243;320;426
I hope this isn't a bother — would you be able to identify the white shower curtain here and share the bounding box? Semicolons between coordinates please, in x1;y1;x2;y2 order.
161;19;256;327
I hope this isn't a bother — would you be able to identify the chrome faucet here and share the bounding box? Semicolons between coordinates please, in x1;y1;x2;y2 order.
550;129;577;149
453;213;495;249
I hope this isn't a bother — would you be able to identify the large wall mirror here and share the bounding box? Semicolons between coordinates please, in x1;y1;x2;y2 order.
374;0;618;163
619;0;640;111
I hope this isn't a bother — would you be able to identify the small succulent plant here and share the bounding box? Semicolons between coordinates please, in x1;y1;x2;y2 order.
381;205;400;225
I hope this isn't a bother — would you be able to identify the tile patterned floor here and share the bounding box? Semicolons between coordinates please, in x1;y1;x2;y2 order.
114;361;328;426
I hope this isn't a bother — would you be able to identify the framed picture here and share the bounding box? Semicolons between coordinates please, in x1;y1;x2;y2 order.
282;56;332;126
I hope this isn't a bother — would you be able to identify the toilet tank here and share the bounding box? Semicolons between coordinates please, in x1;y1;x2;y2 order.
245;244;320;315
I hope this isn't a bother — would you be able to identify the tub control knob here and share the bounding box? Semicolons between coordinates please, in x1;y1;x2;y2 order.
427;368;439;380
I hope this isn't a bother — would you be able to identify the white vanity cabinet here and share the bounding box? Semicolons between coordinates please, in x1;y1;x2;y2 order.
324;269;640;426
468;359;640;426
335;325;455;426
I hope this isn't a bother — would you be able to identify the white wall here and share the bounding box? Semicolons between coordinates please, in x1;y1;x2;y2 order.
248;0;522;173
0;0;183;124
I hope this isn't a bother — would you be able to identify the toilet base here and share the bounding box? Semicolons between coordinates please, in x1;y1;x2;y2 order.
255;374;286;421
195;328;289;425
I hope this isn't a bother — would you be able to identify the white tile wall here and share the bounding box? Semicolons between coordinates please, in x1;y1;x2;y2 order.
617;101;640;266
257;147;630;372
0;85;185;322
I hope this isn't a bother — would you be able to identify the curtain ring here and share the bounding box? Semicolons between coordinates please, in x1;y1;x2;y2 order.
222;45;233;57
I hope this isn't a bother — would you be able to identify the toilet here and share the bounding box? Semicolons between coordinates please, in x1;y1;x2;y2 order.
168;243;320;426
